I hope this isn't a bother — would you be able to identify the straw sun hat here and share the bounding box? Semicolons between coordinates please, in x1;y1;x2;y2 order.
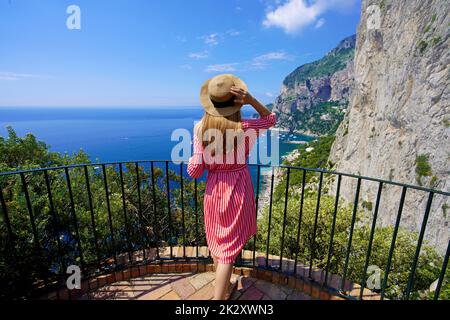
200;73;248;117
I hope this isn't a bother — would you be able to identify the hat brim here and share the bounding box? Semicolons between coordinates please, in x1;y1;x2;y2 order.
200;74;248;117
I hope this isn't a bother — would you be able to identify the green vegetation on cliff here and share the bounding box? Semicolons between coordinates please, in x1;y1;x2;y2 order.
0;126;205;298
292;101;346;136
283;47;355;89
257;135;448;300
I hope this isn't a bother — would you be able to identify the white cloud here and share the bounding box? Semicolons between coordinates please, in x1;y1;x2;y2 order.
263;0;356;34
226;29;241;36
315;18;326;29
0;71;45;81
205;63;238;73
251;51;291;69
203;50;292;73
265;92;275;98
201;33;220;46
188;51;209;59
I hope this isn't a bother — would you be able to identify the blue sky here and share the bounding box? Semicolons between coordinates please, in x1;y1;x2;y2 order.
0;0;361;107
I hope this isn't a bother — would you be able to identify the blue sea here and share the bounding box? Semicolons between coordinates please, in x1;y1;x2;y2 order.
0;107;314;167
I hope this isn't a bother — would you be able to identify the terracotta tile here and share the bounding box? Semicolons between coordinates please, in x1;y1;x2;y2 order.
279;284;295;295
138;283;172;300
238;285;264;300
319;290;331;300
171;278;196;299
286;291;312;300
253;280;287;300
106;273;115;284
272;272;280;284
189;272;214;290
186;283;215;300
113;285;140;300
182;264;191;272
115;271;124;282
160;290;181;300
139;265;146;276
131;267;140;278
97;275;108;287
237;277;257;292
147;264;157;274
287;275;297;288
122;269;131;280
311;285;320;299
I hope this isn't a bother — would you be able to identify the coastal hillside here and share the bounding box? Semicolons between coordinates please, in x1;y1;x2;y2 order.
272;35;356;136
329;0;449;252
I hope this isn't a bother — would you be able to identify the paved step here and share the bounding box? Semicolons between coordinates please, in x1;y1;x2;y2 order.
107;245;371;296
80;271;313;301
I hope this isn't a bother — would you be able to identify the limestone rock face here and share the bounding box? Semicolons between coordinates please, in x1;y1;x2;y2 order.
273;35;356;134
329;0;449;252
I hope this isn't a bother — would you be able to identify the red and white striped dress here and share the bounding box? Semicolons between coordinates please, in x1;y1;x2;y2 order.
187;113;277;264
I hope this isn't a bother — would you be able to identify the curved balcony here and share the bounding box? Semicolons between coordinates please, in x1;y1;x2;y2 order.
0;161;448;300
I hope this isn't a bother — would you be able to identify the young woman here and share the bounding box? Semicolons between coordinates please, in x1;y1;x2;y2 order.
187;74;277;300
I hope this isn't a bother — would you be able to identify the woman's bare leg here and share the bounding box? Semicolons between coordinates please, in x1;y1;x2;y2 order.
213;262;234;300
212;255;218;271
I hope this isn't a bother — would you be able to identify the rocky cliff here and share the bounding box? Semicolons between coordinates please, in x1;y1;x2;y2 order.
273;35;356;136
329;0;449;252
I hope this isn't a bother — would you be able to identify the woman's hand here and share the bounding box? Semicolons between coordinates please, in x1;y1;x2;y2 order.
230;86;254;106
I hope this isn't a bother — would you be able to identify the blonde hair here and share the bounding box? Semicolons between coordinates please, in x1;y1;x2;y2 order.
196;111;243;157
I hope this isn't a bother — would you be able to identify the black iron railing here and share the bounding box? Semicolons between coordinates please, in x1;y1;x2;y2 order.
0;160;448;300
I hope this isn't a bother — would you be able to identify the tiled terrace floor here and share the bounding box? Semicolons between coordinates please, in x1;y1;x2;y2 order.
80;271;313;300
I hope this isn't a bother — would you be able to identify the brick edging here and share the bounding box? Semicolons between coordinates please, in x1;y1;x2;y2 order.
42;260;356;300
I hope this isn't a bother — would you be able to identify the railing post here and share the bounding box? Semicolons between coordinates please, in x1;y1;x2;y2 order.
102;164;117;266
279;167;290;272
64;167;85;272
380;186;407;300
265;167;275;268
180;162;186;259
119;163;134;263
405;191;434;299
150;161;160;260
165;161;173;258
44;170;66;284
434;240;450;300
194;177;199;259
309;171;323;280
0;184;15;250
293;169;306;276
359;181;383;299
252;165;261;268
324;174;342;286
340;177;361;292
84;165;101;270
135;162;147;261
